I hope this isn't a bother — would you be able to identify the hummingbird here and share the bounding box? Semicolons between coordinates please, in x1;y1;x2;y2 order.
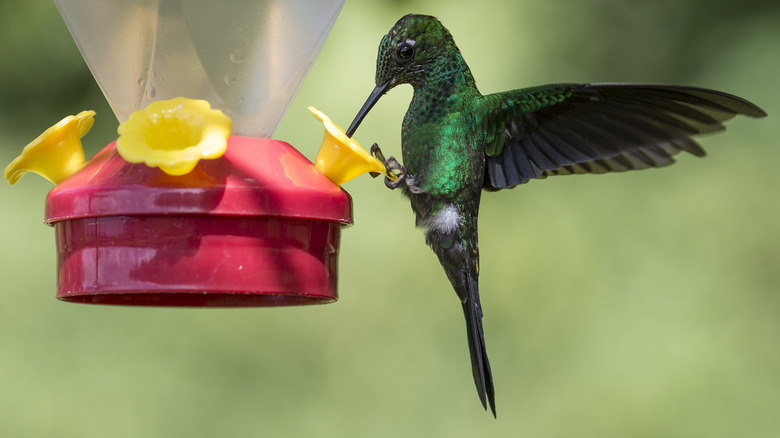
345;14;766;417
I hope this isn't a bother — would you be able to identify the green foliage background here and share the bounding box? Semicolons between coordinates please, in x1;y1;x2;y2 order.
1;1;778;436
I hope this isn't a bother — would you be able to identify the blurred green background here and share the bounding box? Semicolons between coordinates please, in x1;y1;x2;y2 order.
1;0;778;436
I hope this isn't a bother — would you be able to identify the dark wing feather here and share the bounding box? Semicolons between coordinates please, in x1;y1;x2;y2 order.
478;83;766;190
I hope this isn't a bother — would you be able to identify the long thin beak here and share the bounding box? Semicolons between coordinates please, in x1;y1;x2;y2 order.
346;80;391;137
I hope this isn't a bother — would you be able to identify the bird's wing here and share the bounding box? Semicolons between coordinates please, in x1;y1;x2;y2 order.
476;83;766;190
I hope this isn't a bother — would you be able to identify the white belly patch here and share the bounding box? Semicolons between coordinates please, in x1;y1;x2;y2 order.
427;204;461;233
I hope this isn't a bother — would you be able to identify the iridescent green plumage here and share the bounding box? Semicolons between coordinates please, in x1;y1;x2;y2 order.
346;14;765;417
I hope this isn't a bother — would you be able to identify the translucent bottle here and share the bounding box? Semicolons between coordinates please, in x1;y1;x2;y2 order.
54;0;345;137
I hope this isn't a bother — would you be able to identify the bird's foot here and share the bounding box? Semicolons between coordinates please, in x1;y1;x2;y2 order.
383;156;408;190
370;144;404;190
386;157;424;193
370;144;423;193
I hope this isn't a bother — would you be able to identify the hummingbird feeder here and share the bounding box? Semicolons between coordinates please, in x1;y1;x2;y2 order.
5;0;390;306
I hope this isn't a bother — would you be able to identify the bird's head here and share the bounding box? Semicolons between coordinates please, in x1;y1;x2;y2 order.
375;14;456;90
346;14;458;137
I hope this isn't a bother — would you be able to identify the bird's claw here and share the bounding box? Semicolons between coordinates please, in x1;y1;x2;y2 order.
370;143;422;193
383;156;407;190
370;143;402;189
370;143;387;163
368;143;387;179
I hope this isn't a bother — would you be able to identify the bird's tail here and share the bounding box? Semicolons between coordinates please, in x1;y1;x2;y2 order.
462;271;496;417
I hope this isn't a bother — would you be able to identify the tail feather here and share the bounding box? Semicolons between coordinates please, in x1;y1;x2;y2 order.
462;272;496;417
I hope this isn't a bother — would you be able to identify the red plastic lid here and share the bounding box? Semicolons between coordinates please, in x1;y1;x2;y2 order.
44;137;352;224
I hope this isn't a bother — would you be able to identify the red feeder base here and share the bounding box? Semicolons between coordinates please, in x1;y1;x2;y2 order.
45;138;352;307
55;215;341;306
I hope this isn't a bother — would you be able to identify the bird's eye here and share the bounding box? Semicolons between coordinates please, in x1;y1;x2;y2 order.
397;43;414;60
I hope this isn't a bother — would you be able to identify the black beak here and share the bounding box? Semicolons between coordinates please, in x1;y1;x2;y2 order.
346;80;392;137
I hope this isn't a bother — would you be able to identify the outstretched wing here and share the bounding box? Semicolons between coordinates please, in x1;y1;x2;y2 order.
477;83;766;190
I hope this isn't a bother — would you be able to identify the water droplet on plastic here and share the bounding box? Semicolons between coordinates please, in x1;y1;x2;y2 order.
224;73;236;85
148;87;156;98
229;49;244;64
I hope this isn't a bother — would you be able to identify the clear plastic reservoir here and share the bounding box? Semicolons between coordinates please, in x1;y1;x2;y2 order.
54;0;345;137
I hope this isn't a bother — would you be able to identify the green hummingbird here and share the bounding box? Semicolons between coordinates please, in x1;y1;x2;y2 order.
345;14;766;417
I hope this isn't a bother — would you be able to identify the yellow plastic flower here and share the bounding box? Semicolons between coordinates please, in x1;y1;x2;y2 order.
117;97;232;176
4;110;95;185
310;106;396;186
